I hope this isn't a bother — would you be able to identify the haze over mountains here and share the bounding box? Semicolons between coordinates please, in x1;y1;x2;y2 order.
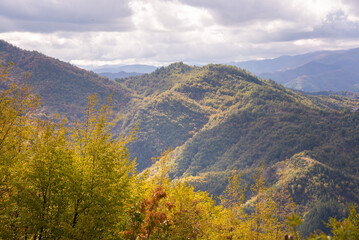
233;48;359;92
1;39;359;235
91;64;158;80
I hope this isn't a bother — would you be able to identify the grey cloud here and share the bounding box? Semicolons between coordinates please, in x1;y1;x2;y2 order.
178;0;303;25
177;0;359;44
0;0;133;32
270;10;359;42
342;0;359;14
314;10;359;38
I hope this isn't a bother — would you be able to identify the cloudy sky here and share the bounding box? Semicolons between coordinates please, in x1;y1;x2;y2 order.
1;0;359;68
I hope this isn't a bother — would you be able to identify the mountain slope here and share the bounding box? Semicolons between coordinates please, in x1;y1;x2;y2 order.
118;63;266;169
0;40;131;120
119;63;359;175
117;63;359;234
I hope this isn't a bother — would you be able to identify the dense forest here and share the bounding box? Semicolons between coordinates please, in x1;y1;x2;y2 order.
1;62;358;239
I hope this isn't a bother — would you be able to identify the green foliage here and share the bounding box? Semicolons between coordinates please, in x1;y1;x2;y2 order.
309;204;359;240
66;94;136;238
219;168;246;210
299;199;347;236
121;91;210;170
327;204;359;240
286;213;303;240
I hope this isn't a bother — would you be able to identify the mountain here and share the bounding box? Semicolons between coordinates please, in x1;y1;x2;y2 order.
97;71;143;80
233;48;359;92
117;62;359;235
92;64;158;74
94;64;158;80
232;50;338;75
0;40;131;120
118;63;359;172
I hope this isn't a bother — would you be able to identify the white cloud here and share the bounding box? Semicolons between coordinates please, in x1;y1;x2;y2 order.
129;0;214;31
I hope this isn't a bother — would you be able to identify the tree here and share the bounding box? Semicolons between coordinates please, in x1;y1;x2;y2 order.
285;213;303;240
248;165;279;240
0;62;40;239
0;62;39;187
220;168;246;211
0;63;138;238
309;204;359;240
165;182;218;240
218;169;247;239
10;119;74;239
67;94;137;239
218;164;298;240
121;185;170;240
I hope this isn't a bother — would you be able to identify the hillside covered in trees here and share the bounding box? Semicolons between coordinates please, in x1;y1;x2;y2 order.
1;62;358;239
1;40;359;238
117;62;359;236
0;40;131;121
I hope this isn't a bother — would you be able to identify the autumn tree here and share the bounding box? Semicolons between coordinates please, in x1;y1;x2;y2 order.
0;62;39;189
9;119;74;239
218;164;299;240
0;62;40;238
65;94;137;238
0;63;139;239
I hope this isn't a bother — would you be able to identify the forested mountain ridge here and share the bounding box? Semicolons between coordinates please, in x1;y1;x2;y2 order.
117;62;359;235
0;40;131;120
118;62;359;173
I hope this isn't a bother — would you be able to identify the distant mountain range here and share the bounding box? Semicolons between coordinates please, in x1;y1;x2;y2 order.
87;47;359;92
233;48;359;92
92;64;158;74
97;71;143;80
1;40;359;235
88;64;158;80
